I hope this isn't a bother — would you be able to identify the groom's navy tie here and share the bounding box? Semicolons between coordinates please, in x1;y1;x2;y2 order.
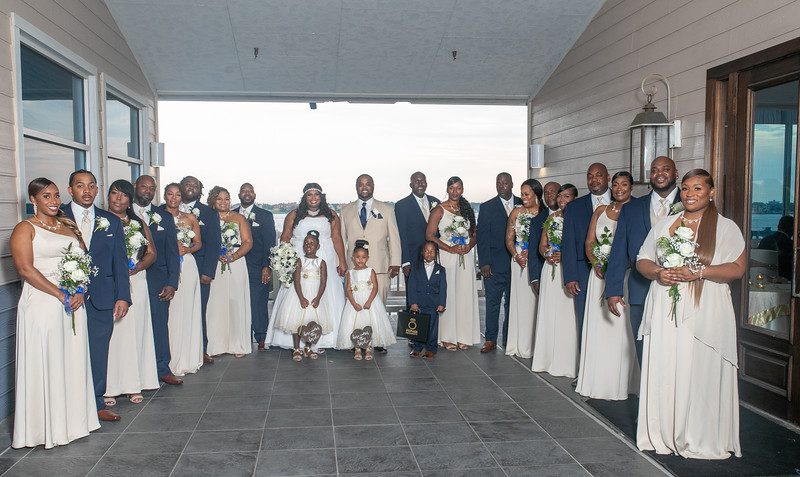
360;202;367;229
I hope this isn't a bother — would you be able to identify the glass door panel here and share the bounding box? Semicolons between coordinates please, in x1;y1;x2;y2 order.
747;80;797;337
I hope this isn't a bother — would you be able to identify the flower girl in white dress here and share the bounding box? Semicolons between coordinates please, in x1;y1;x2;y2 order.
337;240;396;360
271;230;335;361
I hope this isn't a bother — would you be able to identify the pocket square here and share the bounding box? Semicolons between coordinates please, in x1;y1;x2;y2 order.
106;233;114;237
199;220;205;226
252;222;260;227
157;226;165;231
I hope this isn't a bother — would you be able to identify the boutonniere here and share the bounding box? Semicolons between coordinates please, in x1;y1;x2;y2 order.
95;217;110;232
670;202;685;215
191;208;205;226
371;210;384;219
245;211;260;227
429;200;439;210
146;210;162;226
434;269;440;275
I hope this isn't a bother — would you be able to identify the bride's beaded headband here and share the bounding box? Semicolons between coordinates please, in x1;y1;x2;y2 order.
304;187;322;194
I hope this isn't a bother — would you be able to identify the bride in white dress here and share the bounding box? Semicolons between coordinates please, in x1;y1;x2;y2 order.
11;178;99;448
266;183;347;351
636;169;744;460
205;186;253;357
576;172;639;400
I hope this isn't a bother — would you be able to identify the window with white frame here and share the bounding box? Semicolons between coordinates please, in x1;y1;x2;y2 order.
20;44;88;211
105;90;142;184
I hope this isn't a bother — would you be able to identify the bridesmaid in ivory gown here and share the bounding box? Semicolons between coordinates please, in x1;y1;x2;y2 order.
426;176;480;350
575;171;640;400
636;169;745;459
103;180;159;406
163;183;204;376
532;184;579;377
206;186;253;358
11;178;99;448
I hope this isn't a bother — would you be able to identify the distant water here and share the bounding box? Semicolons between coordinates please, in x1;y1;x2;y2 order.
752;214;784;232
273;213;287;236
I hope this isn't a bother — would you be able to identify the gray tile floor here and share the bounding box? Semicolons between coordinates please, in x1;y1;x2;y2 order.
0;341;667;476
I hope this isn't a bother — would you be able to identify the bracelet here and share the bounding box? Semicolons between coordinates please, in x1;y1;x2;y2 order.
699;267;704;280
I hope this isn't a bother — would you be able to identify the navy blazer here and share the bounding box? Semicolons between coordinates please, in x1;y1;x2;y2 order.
144;204;181;291
561;194;594;285
477;195;521;275
237;205;276;271
395;193;439;266
605;192;681;304
186;201;221;279
526;208;549;283
406;262;447;312
62;204;131;310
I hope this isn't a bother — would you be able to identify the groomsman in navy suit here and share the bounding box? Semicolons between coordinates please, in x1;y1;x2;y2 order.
395;172;439;288
606;156;679;363
64;170;130;422
133;175;183;385
477;173;521;353
562;163;610;345
179;176;221;364
236;183;276;350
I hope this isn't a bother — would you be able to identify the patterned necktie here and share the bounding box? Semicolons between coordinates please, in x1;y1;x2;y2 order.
595;196;606;210
658;198;669;218
80;209;92;244
360;202;367;229
420;198;429;221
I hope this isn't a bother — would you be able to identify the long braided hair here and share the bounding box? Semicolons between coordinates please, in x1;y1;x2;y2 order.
446;176;476;234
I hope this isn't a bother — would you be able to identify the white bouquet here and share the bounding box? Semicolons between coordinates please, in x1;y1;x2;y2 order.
177;225;195;248
57;242;98;334
124;221;148;270
590;226;613;274
269;242;300;288
220;221;241;273
655;221;704;322
443;215;470;268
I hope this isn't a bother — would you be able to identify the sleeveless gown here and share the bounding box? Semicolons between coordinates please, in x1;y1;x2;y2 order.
636;215;743;459
437;209;480;346
505;210;538;358
13;224;100;449
266;216;345;350
105;269;159;397
206;221;252;356
168;215;204;376
531;230;578;377
337;268;396;348
271;256;335;338
575;210;640;400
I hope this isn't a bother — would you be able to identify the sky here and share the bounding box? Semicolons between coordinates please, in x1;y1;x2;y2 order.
158;101;527;205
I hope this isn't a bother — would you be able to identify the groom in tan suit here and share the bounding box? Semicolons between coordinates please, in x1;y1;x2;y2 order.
341;174;402;307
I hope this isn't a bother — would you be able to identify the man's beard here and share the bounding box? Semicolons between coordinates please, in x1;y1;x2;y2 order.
652;178;676;194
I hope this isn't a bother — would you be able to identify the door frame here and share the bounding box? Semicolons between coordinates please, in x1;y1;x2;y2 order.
706;38;800;423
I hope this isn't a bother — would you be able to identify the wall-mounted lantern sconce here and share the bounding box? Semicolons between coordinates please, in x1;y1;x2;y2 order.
629;74;682;183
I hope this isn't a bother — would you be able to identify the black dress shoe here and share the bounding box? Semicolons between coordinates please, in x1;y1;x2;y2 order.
373;347;388;354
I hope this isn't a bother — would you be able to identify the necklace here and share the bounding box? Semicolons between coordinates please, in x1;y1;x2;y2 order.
35;215;61;231
443;201;459;213
681;213;702;224
219;211;231;219
306;208;320;217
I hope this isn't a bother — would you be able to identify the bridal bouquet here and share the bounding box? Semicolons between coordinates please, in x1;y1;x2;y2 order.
655;221;704;323
220;221;240;273
590;226;613;274
444;215;469;268
124;221;148;270
543;214;563;279
57;242;98;335
177;225;195;248
514;211;534;252
269;243;300;288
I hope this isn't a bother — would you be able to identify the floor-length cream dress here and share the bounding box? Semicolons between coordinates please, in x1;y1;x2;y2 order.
13;224;100;448
207;221;252;356
168;216;204;375
437;208;481;346
531;260;578;377
575;211;639;400
505;211;538;358
636;214;743;459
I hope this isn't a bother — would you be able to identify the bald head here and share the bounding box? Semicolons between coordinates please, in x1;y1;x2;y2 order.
134;174;156;206
543;181;560;211
409;171;427;198
586;163;610;195
239;182;256;207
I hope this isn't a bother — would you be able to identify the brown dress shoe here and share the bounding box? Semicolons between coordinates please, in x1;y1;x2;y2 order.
422;351;436;359
98;409;121;422
160;374;183;385
258;341;266;351
409;350;421;358
203;353;215;364
480;341;496;353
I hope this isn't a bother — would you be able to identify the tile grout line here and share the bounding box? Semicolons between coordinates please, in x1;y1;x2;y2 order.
252;348;281;477
325;348;340;476
425;349;510;476
166;354;233;477
374;344;424;477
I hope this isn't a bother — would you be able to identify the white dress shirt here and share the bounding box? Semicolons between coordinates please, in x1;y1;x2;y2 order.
133;203;152;221
359;197;375;217
416;195;430;220
500;196;514;215
650;188;679;216
424;260;435;280
240;204;253;218
591;190;612;210
71;202;95;246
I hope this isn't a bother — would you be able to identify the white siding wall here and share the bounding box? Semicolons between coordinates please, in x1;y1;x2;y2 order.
0;0;156;423
529;0;800;191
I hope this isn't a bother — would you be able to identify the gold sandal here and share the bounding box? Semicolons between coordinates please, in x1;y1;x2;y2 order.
292;348;303;362
304;347;318;360
128;394;143;404
365;348;374;361
354;348;363;361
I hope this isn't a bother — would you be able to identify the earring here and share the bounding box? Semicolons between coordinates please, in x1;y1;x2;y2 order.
33;204;38;215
